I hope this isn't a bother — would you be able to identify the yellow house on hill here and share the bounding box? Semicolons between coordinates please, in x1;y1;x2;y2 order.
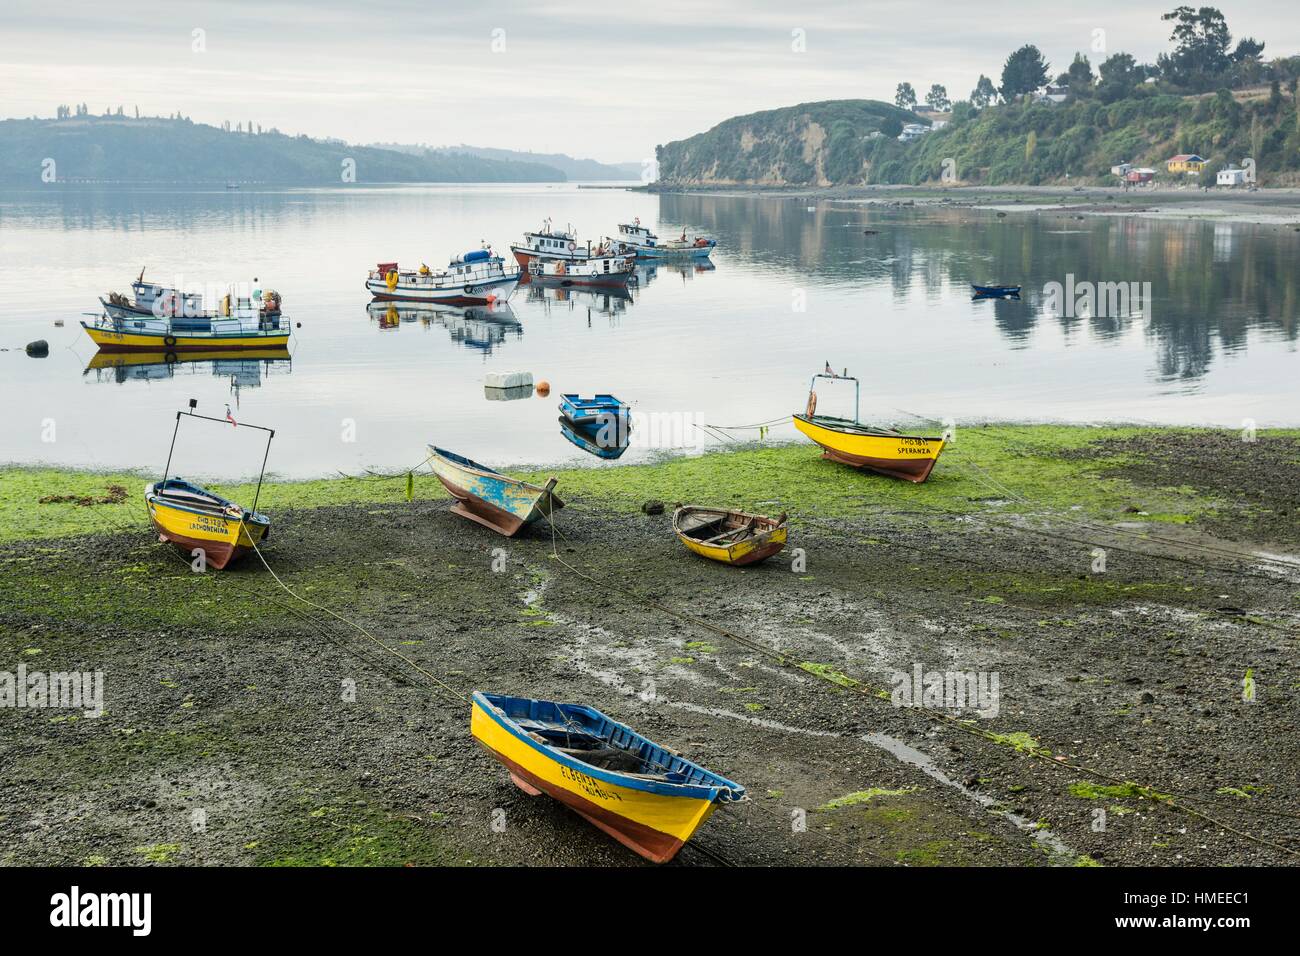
1166;154;1206;174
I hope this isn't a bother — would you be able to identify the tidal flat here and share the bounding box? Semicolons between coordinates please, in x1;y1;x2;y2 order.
2;425;1297;866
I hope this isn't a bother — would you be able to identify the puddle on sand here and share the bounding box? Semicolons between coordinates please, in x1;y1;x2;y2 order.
864;731;1077;860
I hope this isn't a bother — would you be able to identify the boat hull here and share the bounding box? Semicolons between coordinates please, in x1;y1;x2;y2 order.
365;274;518;305
470;694;728;863
82;322;289;353
144;483;268;570
792;414;945;482
428;446;562;537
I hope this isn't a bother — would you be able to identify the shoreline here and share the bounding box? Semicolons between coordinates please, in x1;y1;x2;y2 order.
3;425;1299;866
646;182;1300;226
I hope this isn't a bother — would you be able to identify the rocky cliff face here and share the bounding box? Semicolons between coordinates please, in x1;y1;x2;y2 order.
656;99;918;186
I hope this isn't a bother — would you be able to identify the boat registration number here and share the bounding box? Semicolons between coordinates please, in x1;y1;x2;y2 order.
559;764;624;803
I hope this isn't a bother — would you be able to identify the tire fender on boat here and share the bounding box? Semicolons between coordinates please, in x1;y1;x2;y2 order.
567;241;576;252
163;335;178;348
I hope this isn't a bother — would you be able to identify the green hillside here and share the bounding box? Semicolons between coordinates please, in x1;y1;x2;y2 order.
0;115;565;185
655;7;1300;188
875;87;1300;186
655;100;919;186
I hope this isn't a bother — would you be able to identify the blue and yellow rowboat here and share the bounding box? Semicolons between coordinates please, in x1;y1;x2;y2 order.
471;691;745;863
145;478;269;570
428;446;563;536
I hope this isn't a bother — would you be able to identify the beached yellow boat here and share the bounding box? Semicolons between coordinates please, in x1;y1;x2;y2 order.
145;478;269;569
673;506;788;566
794;371;945;482
471;691;745;863
145;401;277;569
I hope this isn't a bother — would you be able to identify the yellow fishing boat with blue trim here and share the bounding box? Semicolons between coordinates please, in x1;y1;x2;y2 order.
145;478;270;570
145;400;277;569
794;370;945;482
471;691;745;863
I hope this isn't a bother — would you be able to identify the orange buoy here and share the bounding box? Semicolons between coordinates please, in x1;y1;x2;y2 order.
536;380;551;397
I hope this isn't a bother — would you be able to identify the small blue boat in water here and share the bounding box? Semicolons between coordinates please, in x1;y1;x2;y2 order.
558;393;630;427
971;283;1021;298
558;394;631;457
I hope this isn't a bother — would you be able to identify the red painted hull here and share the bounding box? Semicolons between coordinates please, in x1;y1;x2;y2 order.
148;525;248;570
817;448;939;482
479;742;686;863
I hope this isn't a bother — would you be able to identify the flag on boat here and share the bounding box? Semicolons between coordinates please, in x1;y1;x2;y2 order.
824;360;834;376
226;405;237;427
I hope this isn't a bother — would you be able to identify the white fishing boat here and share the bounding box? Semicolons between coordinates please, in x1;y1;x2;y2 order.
526;251;635;288
610;218;716;259
365;247;519;305
509;219;631;270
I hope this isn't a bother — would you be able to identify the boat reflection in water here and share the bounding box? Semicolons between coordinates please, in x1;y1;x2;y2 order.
636;259;716;288
84;348;292;390
366;300;522;355
558;415;631;460
525;282;633;324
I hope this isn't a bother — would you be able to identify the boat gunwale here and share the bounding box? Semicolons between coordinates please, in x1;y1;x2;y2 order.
793;413;942;443
427;445;562;500
472;691;744;802
146;480;270;526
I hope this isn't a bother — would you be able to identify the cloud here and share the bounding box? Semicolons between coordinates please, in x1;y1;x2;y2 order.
1;0;1296;161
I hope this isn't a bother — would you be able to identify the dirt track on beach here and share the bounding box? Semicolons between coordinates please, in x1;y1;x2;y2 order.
2;434;1298;867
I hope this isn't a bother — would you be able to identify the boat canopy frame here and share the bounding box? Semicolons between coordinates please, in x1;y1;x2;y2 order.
161;399;276;517
807;372;860;424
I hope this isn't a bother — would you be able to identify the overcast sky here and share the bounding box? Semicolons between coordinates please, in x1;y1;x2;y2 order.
1;1;1295;164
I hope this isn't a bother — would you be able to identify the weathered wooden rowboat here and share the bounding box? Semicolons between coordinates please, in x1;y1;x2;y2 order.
673;506;788;566
471;691;745;863
793;371;945;482
145;478;270;570
427;446;563;536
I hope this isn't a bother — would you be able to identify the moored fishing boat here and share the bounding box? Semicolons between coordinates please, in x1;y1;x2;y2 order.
427;446;562;536
365;247;519;305
471;690;745;863
792;370;946;482
971;283;1021;298
525;251;635;288
557;393;632;459
83;309;290;352
145;400;276;569
87;275;289;352
673;506;788;566
610;218;716;259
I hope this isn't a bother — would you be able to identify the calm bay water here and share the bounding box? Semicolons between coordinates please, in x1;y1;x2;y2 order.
1;183;1296;480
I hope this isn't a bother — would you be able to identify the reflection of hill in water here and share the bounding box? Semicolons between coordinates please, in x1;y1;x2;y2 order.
660;193;1299;383
85;349;292;389
367;301;522;355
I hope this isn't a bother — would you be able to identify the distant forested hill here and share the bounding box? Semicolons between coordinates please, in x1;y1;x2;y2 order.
374;143;641;181
655;100;919;186
0;116;566;184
